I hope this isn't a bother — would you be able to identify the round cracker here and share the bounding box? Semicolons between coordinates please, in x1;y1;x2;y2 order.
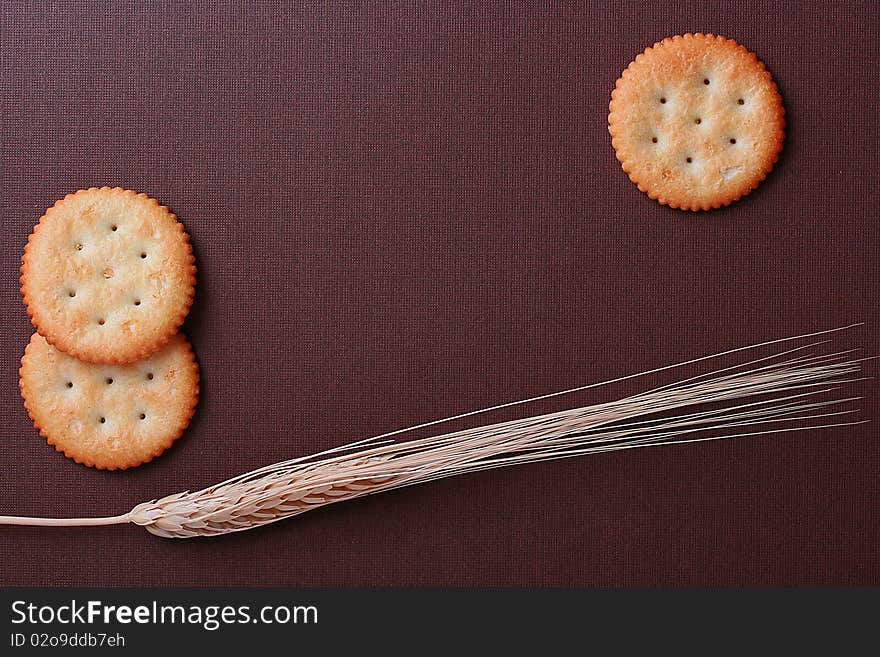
608;33;785;211
21;187;196;363
19;331;199;470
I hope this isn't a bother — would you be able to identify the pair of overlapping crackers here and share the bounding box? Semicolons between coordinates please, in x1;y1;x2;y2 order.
19;188;199;470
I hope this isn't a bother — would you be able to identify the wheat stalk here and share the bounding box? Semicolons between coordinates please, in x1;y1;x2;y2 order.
0;325;869;538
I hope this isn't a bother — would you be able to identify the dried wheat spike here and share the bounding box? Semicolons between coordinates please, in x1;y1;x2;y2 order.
0;325;868;538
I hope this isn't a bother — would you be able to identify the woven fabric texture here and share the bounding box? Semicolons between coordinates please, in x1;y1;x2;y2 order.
1;1;877;586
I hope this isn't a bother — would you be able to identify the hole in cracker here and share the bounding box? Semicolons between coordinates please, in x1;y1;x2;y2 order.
102;267;114;279
75;243;83;251
97;319;105;326
660;97;667;104
651;137;658;144
134;299;141;306
729;138;737;144
106;377;113;385
68;290;76;298
66;381;73;388
140;252;147;259
694;118;702;125
703;79;710;85
737;98;745;105
686;157;693;164
111;224;118;232
139;413;146;420
99;417;106;424
146;372;154;380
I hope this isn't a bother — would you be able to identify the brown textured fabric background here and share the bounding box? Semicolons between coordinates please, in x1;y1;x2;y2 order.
1;1;877;586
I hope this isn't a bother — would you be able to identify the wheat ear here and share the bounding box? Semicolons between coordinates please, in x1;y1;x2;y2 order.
0;325;869;538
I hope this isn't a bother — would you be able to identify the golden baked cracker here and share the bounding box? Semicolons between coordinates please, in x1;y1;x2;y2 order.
21;187;196;363
19;332;199;470
608;33;785;211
